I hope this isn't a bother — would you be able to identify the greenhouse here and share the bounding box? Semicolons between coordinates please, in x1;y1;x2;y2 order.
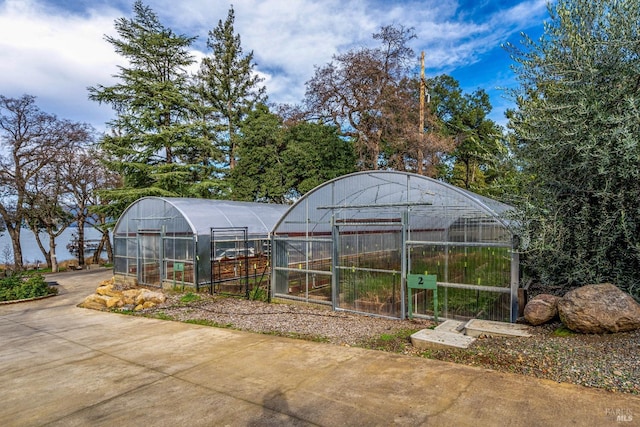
113;197;288;293
271;171;519;322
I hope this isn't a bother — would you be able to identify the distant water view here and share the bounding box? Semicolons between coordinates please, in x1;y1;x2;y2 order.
0;227;107;264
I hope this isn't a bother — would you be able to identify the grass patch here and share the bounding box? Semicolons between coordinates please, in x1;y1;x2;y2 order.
419;349;434;358
552;326;575;337
179;292;201;304
153;312;174;321
248;286;268;302
360;329;420;352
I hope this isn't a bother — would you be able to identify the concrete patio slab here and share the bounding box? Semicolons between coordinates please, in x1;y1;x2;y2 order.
1;268;638;426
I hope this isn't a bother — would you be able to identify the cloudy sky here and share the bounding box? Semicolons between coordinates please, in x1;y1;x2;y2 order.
0;0;549;132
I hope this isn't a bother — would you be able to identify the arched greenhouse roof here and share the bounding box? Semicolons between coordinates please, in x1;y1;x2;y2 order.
114;197;289;236
273;171;514;238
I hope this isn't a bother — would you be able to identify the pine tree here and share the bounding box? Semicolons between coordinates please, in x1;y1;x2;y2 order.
196;6;266;174
89;1;213;217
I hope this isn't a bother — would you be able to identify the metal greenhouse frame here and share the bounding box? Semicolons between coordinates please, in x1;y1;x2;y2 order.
271;171;519;322
112;197;287;292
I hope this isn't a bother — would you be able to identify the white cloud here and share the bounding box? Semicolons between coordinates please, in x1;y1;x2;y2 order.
0;0;120;129
0;0;549;130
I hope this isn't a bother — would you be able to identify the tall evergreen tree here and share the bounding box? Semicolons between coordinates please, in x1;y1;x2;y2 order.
196;6;266;173
429;75;507;195
506;0;640;298
88;1;212;217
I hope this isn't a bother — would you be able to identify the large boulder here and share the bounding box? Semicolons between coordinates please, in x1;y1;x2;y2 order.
524;294;560;325
557;283;640;333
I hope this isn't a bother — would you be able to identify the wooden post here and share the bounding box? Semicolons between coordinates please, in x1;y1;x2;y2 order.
417;51;426;175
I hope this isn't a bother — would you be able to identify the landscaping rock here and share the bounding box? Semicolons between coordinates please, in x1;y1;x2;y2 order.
122;289;139;305
96;284;124;299
524;294;560;325
79;294;107;310
80;279;166;312
557;283;640;333
104;295;124;309
135;289;166;305
95;284;111;296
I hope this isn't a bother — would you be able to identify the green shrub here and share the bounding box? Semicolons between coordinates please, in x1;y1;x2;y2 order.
248;286;268;302
0;274;57;302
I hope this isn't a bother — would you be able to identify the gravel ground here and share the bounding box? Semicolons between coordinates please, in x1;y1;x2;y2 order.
139;291;640;395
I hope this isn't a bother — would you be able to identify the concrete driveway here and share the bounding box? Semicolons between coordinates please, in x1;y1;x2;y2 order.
1;269;638;426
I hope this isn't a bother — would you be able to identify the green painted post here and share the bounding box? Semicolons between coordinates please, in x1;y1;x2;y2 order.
407;274;438;322
174;262;184;291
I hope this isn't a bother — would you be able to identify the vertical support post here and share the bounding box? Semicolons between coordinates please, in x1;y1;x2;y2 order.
193;234;199;291
243;228;249;299
269;235;274;303
160;225;165;288
401;210;408;319
510;236;520;323
331;215;339;311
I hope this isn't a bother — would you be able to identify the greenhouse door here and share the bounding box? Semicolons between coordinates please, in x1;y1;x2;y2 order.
333;218;406;319
210;227;250;297
138;230;162;287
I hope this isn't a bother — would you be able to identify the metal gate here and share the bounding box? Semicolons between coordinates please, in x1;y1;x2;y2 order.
137;230;162;287
210;227;250;296
333;217;406;318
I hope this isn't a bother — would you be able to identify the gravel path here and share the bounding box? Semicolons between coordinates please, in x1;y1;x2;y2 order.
152;293;432;345
140;292;640;395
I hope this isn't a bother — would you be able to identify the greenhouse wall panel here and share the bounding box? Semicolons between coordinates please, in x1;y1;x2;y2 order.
112;197;287;292
271;171;519;322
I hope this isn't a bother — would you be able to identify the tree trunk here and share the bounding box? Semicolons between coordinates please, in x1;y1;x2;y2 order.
92;236;104;265
49;234;58;273
32;230;52;269
105;232;113;263
464;158;471;189
92;229;113;264
6;226;24;271
76;218;86;267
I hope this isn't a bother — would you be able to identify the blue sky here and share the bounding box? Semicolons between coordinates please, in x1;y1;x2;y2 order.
0;0;549;132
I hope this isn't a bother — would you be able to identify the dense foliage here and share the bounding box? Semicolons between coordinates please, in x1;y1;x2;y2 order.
88;1;206;215
0;274;57;302
428;75;511;197
507;0;640;298
231;104;356;202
